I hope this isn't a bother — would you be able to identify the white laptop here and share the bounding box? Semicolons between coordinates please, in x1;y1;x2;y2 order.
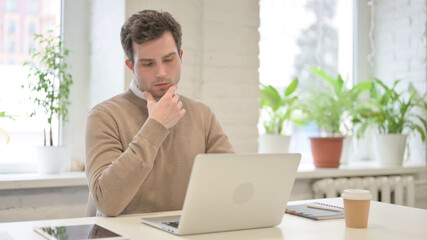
141;153;301;235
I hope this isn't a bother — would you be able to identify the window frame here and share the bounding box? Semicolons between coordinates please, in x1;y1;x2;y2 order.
258;0;358;163
0;0;68;174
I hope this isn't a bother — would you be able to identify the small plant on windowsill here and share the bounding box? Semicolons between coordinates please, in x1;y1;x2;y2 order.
354;79;427;166
258;78;300;153
355;79;427;140
300;66;372;168
22;29;73;173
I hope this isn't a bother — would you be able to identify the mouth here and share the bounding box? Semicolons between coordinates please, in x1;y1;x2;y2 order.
154;82;170;88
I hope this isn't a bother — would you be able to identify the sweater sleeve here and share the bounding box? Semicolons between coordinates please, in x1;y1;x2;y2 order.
85;107;169;216
205;109;235;154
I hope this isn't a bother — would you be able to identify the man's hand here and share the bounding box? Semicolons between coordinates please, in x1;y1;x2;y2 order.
144;86;186;129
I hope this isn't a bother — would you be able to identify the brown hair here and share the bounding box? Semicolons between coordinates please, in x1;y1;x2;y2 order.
120;10;182;65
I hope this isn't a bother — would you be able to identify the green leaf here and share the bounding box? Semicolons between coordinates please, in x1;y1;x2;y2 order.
310;66;338;90
260;84;282;111
22;29;73;145
259;78;300;135
415;115;427;135
284;78;298;96
352;81;373;94
375;78;390;91
414;124;426;142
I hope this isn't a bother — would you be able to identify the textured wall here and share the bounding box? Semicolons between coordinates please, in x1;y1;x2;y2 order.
373;0;426;88
372;0;427;207
123;0;260;153
372;0;427;166
89;0;126;107
0;186;88;223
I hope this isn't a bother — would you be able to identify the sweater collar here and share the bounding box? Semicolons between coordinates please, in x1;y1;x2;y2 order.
129;78;147;101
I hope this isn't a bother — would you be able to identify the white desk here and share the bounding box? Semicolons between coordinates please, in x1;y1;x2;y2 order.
0;199;426;240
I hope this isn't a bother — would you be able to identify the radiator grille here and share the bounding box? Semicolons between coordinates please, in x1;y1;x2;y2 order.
312;175;415;207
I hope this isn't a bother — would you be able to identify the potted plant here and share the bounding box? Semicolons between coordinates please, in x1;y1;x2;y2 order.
23;30;73;173
301;67;371;167
355;79;427;166
258;78;299;153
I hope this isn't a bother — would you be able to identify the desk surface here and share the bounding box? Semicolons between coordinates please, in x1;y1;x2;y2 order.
0;199;426;240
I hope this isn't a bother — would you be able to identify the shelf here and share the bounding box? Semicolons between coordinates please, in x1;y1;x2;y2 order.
297;161;427;179
1;163;426;190
0;171;87;190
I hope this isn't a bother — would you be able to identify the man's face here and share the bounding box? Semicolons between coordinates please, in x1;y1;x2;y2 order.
126;31;183;100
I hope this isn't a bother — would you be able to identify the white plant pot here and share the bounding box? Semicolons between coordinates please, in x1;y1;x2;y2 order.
340;136;353;165
36;146;66;174
258;134;291;153
374;134;407;166
354;132;375;161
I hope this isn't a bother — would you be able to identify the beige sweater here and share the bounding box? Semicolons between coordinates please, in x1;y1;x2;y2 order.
85;90;234;216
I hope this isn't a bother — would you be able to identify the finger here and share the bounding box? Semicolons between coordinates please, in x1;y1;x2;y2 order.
144;91;155;103
177;101;183;110
164;85;176;98
179;109;186;118
172;94;179;104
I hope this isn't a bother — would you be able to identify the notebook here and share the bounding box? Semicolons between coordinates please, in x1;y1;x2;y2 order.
307;201;344;212
141;153;301;235
285;203;344;220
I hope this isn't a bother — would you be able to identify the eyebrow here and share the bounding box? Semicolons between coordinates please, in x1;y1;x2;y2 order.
137;52;177;62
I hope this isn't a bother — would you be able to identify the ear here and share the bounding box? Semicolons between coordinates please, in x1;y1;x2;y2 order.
125;59;134;72
180;49;183;59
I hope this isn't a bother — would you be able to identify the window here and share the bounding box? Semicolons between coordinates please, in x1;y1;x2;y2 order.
7;21;16;34
28;22;36;35
259;0;353;162
0;0;61;173
6;40;16;53
6;0;17;12
28;42;35;53
27;1;39;14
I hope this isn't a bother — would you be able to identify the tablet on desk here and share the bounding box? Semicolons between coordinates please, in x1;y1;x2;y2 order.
33;224;128;240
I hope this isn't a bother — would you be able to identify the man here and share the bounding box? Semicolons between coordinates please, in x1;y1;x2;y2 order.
85;10;234;217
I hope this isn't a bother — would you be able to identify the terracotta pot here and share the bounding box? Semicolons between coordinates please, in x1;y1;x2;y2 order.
310;137;344;168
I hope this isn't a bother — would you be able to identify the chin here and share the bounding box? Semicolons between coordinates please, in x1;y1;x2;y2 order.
153;91;167;99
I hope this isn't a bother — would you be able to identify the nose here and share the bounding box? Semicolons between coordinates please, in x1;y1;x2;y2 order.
155;63;167;78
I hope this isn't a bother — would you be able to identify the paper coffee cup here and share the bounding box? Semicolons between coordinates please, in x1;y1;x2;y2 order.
342;189;372;228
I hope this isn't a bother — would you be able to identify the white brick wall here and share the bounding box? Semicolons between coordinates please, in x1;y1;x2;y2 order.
124;0;260;153
89;0;125;107
372;0;427;207
373;0;427;166
373;0;426;91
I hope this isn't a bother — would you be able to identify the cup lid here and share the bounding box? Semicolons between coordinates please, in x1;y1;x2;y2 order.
341;189;372;200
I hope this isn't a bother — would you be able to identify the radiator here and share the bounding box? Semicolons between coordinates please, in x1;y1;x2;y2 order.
312;175;415;207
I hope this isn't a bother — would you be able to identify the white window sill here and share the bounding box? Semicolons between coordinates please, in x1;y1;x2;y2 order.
0;171;87;190
0;163;425;190
297;161;427;179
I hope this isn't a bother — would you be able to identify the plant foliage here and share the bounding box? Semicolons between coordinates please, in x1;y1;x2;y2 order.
355;79;427;141
23;30;73;146
300;66;372;136
259;78;299;135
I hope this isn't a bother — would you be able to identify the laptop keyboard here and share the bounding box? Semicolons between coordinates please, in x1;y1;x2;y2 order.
164;221;179;228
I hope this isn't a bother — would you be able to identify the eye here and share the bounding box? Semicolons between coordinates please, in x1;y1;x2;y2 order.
164;57;174;63
142;62;153;67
